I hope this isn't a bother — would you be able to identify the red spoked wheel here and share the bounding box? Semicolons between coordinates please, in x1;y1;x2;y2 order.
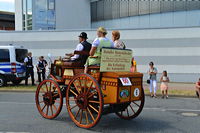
66;73;103;129
115;89;145;120
35;79;63;119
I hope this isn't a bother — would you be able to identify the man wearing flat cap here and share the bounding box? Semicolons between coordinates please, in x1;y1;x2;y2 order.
67;32;91;64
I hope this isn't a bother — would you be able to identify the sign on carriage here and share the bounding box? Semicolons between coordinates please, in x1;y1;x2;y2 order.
100;48;132;72
119;77;132;86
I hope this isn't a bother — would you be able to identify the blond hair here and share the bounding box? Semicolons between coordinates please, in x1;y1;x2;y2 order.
97;27;107;35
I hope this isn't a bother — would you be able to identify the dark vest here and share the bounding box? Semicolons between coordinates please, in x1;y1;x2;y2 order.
26;57;33;68
75;41;91;64
38;61;45;69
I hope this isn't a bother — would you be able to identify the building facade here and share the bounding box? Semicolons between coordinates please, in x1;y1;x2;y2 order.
91;0;200;29
15;0;91;30
15;0;200;30
0;11;15;30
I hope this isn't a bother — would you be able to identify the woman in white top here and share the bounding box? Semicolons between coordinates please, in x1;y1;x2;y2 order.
112;30;126;49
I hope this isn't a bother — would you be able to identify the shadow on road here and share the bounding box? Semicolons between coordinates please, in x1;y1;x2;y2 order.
53;112;172;132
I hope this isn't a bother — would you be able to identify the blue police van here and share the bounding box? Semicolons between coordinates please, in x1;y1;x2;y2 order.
0;46;28;87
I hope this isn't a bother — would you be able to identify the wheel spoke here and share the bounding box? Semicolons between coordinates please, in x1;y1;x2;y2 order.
49;82;52;92
88;100;100;104
50;105;53;116
126;108;129;117
40;87;46;93
80;110;83;124
86;81;93;95
41;104;47;111
88;91;97;98
45;84;49;92
46;105;49;115
85;110;89;124
70;104;78;110
132;101;140;107
70;89;78;97
73;82;80;94
75;108;81;119
83;79;87;94
89;104;99;113
129;104;136;114
87;107;95;122
52;104;57;111
53;93;59;98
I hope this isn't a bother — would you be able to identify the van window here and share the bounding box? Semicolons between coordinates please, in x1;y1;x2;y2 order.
15;49;28;63
0;49;10;62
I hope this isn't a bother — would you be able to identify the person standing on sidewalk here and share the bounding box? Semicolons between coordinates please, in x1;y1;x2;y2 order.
24;52;35;85
160;70;170;99
148;62;158;97
36;56;47;82
195;78;200;99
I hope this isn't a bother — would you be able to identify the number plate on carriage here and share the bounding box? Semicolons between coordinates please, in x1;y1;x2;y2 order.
119;77;132;86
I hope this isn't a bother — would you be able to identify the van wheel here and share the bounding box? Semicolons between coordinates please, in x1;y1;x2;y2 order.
12;79;22;85
0;75;6;87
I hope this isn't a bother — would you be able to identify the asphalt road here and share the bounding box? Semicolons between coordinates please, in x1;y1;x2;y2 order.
0;92;200;133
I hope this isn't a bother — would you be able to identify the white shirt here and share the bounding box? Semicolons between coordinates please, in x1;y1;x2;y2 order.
71;43;84;60
24;56;31;63
92;37;114;48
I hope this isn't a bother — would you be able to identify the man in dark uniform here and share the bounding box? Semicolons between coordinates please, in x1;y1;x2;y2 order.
24;52;35;85
66;32;92;64
36;56;48;82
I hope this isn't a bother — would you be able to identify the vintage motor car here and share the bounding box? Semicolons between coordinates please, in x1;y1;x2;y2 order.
35;48;145;129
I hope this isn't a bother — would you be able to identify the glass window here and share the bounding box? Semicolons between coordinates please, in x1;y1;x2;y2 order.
120;0;129;17
35;0;56;30
15;49;28;63
22;0;32;30
0;49;10;62
48;0;55;10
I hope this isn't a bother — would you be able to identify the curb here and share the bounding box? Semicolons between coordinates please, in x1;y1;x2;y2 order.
0;90;35;92
145;94;196;98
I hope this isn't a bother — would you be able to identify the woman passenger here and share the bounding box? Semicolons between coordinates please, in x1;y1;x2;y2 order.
112;30;126;49
84;27;114;73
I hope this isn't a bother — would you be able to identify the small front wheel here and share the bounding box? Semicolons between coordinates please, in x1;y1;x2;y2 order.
35;79;63;119
66;73;103;129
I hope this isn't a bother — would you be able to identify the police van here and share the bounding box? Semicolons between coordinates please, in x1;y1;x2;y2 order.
0;46;28;87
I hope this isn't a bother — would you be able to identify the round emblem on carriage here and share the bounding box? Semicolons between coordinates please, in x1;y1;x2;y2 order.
120;89;129;99
134;88;140;97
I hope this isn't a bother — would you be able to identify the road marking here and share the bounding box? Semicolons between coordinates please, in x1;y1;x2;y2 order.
0;132;30;133
181;112;198;117
0;101;35;105
144;107;200;112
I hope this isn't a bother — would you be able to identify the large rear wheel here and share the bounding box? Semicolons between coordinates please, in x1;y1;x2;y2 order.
115;89;145;120
66;73;103;129
35;79;63;119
